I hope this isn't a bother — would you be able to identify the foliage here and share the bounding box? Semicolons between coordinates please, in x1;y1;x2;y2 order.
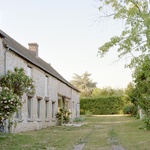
85;110;93;117
0;67;35;125
0;87;22;123
123;104;137;116
133;56;150;113
124;82;138;105
131;56;150;129
0;67;35;96
80;97;124;115
98;0;150;68
91;87;124;98
142;116;150;130
56;108;71;125
70;72;97;98
97;0;150;129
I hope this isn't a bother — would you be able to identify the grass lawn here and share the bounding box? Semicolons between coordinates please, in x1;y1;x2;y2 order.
0;115;150;150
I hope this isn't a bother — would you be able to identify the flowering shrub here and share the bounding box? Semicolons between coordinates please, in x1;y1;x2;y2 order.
0;67;35;96
0;87;22;123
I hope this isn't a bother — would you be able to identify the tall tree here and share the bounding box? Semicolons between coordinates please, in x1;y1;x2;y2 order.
132;56;150;129
70;72;97;98
98;0;150;68
133;56;150;113
97;0;150;128
124;82;138;105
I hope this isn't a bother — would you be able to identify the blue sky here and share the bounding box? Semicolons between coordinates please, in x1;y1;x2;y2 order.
0;0;132;88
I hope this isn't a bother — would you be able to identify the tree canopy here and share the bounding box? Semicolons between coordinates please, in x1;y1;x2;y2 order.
91;87;124;97
70;72;97;98
133;56;150;113
98;0;150;68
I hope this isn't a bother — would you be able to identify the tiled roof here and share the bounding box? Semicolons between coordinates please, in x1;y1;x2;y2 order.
0;30;80;92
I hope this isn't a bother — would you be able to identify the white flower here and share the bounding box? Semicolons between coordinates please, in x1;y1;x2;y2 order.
4;87;9;90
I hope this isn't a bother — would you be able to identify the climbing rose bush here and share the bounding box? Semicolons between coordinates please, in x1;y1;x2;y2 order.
0;87;22;123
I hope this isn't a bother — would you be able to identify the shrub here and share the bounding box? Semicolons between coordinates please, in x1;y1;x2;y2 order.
142;116;150;130
56;108;71;125
123;104;137;116
80;97;124;115
0;87;22;123
0;67;35;132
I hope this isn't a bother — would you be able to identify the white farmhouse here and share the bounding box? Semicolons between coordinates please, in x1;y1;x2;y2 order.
0;30;80;133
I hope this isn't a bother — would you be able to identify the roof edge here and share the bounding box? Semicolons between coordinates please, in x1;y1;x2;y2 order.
4;44;80;92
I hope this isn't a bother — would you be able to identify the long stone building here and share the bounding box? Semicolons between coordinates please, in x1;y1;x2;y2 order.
0;30;80;133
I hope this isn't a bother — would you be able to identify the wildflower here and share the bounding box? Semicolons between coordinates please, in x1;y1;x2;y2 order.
4;87;9;90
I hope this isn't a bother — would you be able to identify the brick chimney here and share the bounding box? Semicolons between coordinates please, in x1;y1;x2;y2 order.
28;43;39;57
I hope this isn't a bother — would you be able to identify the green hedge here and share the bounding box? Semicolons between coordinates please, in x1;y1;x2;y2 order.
80;97;124;115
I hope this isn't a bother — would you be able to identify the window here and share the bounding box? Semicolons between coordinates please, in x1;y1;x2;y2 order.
65;100;69;109
73;101;74;109
58;96;62;112
45;76;48;97
45;101;49;119
15;109;22;120
28;97;32;119
27;66;32;77
37;99;41;119
52;102;55;119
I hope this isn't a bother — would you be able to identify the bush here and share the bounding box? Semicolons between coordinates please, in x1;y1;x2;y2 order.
0;87;22;123
80;97;124;115
0;67;35;132
56;108;71;125
123;104;137;116
0;67;35;96
142;116;150;130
